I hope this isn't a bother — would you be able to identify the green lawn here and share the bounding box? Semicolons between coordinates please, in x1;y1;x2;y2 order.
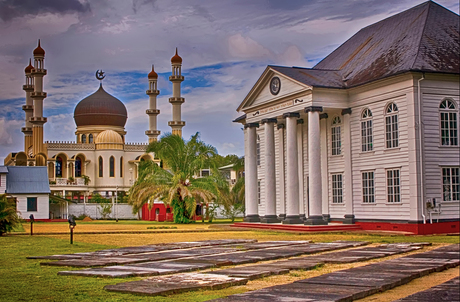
1;227;458;302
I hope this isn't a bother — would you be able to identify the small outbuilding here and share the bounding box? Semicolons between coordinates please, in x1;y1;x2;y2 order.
3;166;51;219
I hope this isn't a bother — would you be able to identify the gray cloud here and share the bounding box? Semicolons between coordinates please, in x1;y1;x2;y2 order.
0;0;91;22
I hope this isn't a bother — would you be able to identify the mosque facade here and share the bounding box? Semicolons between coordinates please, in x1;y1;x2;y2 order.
4;42;187;219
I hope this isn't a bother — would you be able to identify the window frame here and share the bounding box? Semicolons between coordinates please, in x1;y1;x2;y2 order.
98;156;103;178
27;197;37;212
362;171;375;203
331;116;342;156
439;99;458;147
109;156;115;178
120;156;123;177
331;173;343;204
385;102;399;149
442;167;460;202
257;180;261;205
386;168;401;203
81;134;86;143
55;156;63;178
256;135;260;166
361;108;373;152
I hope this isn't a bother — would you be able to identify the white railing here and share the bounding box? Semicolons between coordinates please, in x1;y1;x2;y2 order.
50;177;87;187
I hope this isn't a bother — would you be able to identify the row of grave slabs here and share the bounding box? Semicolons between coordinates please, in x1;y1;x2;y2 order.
30;239;460;300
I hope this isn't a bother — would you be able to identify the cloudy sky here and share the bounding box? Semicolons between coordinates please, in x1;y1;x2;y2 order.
0;0;458;162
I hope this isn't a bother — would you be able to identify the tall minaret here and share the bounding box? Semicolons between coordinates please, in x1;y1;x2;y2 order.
29;40;47;166
168;48;185;137
145;65;161;143
22;59;34;153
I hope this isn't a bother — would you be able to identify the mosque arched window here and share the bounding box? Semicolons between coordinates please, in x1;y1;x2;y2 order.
98;156;103;177
120;156;123;177
89;134;94;143
55;156;63;178
110;156;115;177
75;156;82;177
81;134;86;143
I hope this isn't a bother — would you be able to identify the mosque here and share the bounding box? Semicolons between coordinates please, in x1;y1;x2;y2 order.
4;42;187;220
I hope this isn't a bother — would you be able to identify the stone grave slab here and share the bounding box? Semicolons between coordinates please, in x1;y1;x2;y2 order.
395;276;460;302
104;273;248;296
42;257;146;267
268;259;322;270
211;282;377;302
296;270;413;291
207;265;290;280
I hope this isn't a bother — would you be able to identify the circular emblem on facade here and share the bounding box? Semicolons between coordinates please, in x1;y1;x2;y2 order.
270;76;281;95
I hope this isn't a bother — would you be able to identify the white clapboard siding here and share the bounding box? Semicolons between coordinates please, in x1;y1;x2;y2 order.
302;122;309;216
0;174;6;194
326;110;347;218
16;194;49;219
421;81;460;220
256;126;266;216
350;91;412;221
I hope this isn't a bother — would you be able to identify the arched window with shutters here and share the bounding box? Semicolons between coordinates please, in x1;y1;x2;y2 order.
331;116;342;155
81;134;86;143
109;156;115;177
385;102;399;148
56;156;63;177
440;99;458;146
89;134;94;143
98;156;103;177
75;156;82;177
361;108;373;152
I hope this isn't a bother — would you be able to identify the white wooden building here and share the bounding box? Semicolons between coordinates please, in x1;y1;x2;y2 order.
235;1;459;234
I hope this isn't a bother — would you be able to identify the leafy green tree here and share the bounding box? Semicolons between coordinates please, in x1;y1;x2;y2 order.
0;194;21;236
91;193;112;219
128;133;219;223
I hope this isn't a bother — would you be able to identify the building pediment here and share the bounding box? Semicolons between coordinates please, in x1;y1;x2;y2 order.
238;66;312;112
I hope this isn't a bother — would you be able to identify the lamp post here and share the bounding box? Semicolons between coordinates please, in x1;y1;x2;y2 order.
68;215;76;244
29;214;34;236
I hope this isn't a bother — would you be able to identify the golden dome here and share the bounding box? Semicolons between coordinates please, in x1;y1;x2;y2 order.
148;65;158;79
171;47;182;64
95;130;124;150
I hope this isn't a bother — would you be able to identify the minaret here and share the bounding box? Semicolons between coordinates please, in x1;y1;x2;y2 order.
145;65;161;143
22;59;34;153
29;40;47;166
168;48;185;137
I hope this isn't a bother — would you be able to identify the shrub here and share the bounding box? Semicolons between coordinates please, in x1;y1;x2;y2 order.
0;194;21;236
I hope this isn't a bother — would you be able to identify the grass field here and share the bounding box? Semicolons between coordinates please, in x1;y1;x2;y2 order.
1;221;458;302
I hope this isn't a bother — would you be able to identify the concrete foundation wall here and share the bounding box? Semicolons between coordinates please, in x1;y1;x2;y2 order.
68;203;139;220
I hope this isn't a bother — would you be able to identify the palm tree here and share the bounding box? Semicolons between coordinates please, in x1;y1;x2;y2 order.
0;194;21;236
128;133;219;223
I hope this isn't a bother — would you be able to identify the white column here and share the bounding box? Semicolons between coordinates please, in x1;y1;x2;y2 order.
244;123;260;222
282;112;303;224
277;124;286;219
297;119;305;220
320;114;330;222
342;109;355;224
305;106;327;225
261;119;279;223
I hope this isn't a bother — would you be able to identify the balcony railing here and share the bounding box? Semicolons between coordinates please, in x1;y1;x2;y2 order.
50;178;87;186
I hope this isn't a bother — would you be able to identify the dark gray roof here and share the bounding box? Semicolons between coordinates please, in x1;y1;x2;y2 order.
6;166;50;194
269;66;345;88
0;166;8;174
233;114;246;122
273;1;459;88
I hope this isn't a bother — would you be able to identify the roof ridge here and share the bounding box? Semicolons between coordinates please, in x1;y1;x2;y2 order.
411;1;433;70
